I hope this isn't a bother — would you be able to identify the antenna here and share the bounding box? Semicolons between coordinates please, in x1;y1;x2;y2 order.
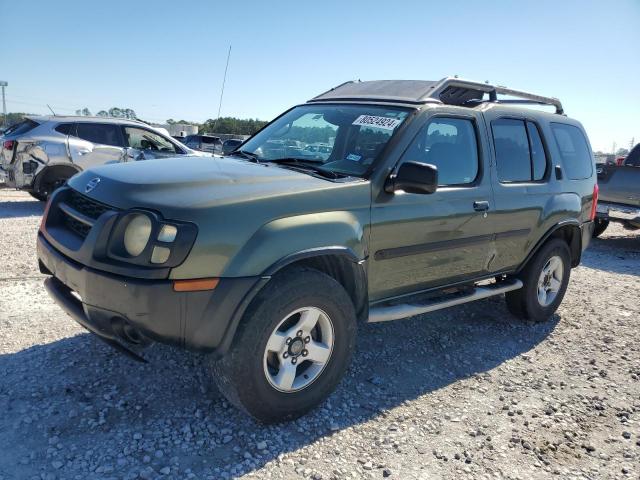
213;45;232;131
46;104;57;116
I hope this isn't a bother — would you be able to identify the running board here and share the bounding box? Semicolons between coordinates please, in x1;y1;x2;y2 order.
367;279;523;323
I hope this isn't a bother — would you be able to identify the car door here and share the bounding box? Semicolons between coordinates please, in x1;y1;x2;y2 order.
68;122;126;168
122;126;186;160
482;113;556;271
368;112;495;301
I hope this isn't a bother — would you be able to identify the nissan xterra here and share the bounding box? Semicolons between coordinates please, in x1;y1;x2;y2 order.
38;78;598;422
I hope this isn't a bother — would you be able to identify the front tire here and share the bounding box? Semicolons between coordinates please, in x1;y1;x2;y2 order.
211;268;357;423
505;239;571;322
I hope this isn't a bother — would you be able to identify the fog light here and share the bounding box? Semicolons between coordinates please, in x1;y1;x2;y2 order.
151;246;171;264
158;224;177;242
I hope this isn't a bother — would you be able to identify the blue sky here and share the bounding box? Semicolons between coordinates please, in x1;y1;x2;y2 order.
2;0;638;152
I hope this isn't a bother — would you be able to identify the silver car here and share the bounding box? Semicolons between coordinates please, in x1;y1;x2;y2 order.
0;116;210;200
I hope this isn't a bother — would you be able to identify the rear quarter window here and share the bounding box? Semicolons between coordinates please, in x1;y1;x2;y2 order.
55;123;74;135
550;123;593;180
4;119;39;136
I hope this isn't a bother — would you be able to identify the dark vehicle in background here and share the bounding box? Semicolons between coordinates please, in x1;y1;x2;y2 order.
184;134;223;154
594;143;640;236
222;138;243;155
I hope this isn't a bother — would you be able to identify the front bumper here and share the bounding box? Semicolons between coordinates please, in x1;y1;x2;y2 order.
597;201;640;224
38;232;266;358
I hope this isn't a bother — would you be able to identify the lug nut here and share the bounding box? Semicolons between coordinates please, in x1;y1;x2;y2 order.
283;352;289;358
304;336;311;343
296;330;303;337
302;350;308;357
286;337;292;345
292;358;297;365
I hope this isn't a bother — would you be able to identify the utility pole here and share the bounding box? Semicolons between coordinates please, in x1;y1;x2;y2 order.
0;81;7;127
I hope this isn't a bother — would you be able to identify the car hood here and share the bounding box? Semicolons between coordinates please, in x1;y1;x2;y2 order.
67;155;346;217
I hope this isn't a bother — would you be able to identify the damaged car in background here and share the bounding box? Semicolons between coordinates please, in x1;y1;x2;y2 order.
0;116;211;200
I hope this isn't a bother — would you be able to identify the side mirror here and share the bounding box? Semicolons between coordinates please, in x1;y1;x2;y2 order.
386;161;438;194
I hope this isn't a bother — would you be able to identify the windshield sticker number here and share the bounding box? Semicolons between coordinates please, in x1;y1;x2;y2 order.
352;115;402;131
346;154;361;162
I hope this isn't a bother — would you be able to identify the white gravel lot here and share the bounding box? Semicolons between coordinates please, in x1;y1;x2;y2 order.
0;189;639;480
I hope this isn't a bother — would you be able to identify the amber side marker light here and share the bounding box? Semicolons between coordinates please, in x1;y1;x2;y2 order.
173;278;220;292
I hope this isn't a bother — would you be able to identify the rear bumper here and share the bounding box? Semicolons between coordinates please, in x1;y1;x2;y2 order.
597;201;640;224
38;232;266;357
580;220;594;252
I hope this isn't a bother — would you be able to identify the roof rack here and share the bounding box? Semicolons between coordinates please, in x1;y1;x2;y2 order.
308;77;564;114
425;77;564;115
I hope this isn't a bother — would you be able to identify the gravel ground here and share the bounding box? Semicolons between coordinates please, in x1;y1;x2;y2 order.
1;189;639;480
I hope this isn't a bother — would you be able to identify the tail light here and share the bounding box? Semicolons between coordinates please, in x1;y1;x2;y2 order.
590;183;599;221
2;140;14;150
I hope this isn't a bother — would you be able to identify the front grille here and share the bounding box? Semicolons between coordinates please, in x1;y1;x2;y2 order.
60;190;115;239
66;189;111;220
65;215;91;238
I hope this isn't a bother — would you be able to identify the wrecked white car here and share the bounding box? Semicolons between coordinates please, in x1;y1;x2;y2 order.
0;116;210;200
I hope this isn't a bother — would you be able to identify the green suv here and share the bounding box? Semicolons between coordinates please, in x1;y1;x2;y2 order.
38;78;597;422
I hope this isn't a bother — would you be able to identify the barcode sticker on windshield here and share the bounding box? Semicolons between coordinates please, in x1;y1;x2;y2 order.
352;115;402;131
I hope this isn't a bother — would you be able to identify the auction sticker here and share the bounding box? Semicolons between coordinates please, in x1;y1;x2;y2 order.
352;115;402;130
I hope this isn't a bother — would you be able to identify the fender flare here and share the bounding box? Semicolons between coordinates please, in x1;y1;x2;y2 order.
263;246;362;275
212;247;367;359
516;219;582;273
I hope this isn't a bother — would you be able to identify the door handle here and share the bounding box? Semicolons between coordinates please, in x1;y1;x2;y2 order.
78;149;91;155
473;200;490;212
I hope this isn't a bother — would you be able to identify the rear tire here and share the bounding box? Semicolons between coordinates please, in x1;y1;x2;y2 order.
592;218;609;237
211;268;357;423
505;239;571;323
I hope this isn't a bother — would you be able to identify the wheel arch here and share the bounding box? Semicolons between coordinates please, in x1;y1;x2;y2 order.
212;249;368;360
33;163;82;193
265;248;369;323
517;220;583;272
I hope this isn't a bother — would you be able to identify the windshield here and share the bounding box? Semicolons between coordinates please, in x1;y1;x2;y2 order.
239;104;410;177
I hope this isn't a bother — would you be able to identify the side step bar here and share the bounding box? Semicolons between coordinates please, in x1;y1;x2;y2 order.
368;279;523;323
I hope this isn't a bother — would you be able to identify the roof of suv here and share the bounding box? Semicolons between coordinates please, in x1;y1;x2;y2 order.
309;77;564;115
27;115;151;126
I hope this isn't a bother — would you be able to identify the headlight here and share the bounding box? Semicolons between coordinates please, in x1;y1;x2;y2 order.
107;210;197;268
123;214;152;257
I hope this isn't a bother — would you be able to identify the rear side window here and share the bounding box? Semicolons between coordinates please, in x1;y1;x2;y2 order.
550;123;593;179
55;123;74;135
401;117;479;186
202;137;221;144
4;119;39;136
492;119;548;182
74;123;123;147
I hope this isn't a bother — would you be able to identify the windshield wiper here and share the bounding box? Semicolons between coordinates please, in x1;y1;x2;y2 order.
267;158;340;179
232;149;261;163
